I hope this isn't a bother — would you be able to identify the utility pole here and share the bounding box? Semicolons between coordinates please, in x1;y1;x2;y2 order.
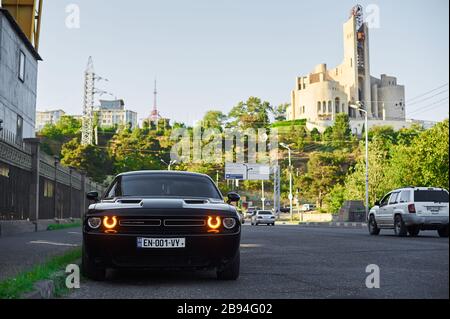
81;57;95;146
280;143;293;222
261;181;265;210
350;102;369;218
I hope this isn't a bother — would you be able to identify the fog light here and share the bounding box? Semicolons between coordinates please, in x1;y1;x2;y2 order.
207;216;221;230
87;217;101;229
103;216;118;229
223;218;236;229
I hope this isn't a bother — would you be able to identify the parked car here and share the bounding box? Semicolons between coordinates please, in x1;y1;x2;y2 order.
245;207;257;219
82;171;241;281
251;210;276;226
236;208;245;224
301;204;317;212
368;187;449;237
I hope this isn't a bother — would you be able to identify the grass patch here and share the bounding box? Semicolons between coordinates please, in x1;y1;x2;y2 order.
47;221;81;231
0;248;81;299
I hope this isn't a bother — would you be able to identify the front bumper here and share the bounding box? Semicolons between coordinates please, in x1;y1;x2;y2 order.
402;214;449;229
83;231;241;269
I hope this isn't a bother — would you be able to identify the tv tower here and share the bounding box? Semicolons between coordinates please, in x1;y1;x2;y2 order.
149;79;161;123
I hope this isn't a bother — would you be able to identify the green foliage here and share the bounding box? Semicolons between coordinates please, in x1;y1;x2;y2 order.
61;138;112;183
331;113;352;148
271;119;306;128
272;103;289;122
202;110;227;129
228;97;272;129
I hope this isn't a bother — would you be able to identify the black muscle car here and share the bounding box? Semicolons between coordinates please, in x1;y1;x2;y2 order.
82;171;241;281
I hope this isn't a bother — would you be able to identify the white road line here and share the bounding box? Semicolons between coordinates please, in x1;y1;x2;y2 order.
68;232;81;235
29;240;79;247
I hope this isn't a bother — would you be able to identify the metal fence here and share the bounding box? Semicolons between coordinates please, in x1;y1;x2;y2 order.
0;130;105;221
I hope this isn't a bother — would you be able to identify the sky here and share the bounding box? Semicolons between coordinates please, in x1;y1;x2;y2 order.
35;0;449;124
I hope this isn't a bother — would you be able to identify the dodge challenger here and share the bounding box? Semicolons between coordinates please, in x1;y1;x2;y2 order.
82;171;241;281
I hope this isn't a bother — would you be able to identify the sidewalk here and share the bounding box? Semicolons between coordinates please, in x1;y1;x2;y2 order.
298;221;367;228
0;228;82;282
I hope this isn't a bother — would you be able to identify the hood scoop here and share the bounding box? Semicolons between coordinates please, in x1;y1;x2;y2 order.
116;199;143;204
184;199;208;205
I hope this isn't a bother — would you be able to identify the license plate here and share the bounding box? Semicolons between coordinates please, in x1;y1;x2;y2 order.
137;237;185;248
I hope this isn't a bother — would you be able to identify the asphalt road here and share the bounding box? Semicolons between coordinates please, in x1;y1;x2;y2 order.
0;228;81;282
68;225;449;299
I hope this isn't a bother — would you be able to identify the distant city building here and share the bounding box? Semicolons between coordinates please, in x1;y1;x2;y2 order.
96;99;138;129
287;5;409;134
35;109;66;131
0;8;42;141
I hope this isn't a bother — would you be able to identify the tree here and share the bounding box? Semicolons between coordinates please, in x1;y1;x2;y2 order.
331;113;352;148
388;120;449;189
202;110;227;130
299;151;347;208
228;97;272;129
272;103;289;122
61;138;112;183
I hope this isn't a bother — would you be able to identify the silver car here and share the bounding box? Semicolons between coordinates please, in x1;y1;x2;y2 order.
251;210;276;226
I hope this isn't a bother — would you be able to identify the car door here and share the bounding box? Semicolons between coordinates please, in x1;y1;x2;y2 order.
385;192;400;227
376;192;391;226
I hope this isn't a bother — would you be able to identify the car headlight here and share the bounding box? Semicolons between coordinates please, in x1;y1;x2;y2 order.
223;218;236;229
103;216;118;229
207;216;221;230
87;217;102;229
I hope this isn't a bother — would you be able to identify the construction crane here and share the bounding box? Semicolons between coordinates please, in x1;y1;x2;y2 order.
1;0;43;51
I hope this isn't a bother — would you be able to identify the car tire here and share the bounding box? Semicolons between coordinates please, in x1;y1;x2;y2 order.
368;215;380;235
217;250;240;280
394;215;407;237
408;226;420;237
437;225;449;238
82;244;106;281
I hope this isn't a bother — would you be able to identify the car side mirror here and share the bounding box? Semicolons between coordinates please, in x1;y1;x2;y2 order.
87;191;99;202
227;192;240;204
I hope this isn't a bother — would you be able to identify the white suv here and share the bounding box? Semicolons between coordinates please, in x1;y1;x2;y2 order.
368;187;449;237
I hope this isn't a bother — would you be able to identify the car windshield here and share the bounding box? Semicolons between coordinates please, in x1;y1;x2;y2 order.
414;190;449;203
258;211;272;215
106;174;222;199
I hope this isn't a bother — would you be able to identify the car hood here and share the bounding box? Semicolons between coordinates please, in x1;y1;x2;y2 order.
89;197;233;212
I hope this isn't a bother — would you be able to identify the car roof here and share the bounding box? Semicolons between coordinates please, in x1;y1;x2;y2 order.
390;187;448;192
116;170;211;179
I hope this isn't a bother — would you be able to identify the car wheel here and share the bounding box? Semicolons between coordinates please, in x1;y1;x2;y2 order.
82;244;106;281
437;225;449;238
368;215;380;235
408;226;420;237
217;250;240;280
394;215;407;237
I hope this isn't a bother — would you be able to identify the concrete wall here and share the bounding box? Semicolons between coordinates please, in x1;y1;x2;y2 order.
0;12;38;138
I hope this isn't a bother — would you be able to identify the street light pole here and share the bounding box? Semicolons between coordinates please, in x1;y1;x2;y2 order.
280;143;293;222
350;103;369;218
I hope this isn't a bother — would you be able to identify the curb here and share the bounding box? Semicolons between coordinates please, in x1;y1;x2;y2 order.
21;261;81;299
298;222;367;228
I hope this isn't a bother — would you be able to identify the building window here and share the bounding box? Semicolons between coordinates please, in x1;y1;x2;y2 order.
350;58;353;68
328;101;332;113
18;51;26;82
0;164;9;178
317;102;321;113
44;180;54;198
335;98;340;113
322;101;327;114
16;115;23;142
303;83;306;90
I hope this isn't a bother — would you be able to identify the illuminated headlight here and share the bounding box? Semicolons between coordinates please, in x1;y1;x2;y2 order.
223;218;236;229
87;217;102;229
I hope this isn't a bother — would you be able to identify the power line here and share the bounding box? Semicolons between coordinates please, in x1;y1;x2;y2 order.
407;83;449;103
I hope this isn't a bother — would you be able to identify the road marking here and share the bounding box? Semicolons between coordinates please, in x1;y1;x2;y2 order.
240;244;262;248
29;240;79;247
68;232;81;235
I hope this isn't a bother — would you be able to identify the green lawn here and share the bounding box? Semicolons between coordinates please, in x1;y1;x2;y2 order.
0;248;81;299
47;221;82;231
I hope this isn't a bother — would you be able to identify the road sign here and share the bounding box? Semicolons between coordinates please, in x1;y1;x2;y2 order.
225;163;270;181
